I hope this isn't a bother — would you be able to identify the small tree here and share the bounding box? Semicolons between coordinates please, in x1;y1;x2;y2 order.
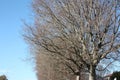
0;75;7;80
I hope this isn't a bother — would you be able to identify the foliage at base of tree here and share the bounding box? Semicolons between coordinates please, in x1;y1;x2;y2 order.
110;71;120;80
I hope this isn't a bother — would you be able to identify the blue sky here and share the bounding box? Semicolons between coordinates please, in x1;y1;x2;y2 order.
0;0;37;80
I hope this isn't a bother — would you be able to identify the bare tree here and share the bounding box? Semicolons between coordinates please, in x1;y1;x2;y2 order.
23;0;120;80
35;50;75;80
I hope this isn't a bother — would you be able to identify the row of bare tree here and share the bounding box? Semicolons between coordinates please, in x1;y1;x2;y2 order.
23;0;120;80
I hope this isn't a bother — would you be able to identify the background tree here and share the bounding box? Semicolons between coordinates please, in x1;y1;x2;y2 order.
0;75;7;80
35;50;75;80
23;0;120;80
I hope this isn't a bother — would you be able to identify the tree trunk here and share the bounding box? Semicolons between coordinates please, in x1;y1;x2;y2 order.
75;72;81;80
79;69;81;80
76;76;79;80
89;65;96;80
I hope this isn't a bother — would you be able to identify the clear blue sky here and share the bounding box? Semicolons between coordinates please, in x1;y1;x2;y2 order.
0;0;37;80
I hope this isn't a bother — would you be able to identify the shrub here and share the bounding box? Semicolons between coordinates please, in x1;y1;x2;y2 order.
110;71;120;80
0;75;7;80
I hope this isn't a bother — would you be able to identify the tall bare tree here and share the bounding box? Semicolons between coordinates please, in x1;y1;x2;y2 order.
23;0;120;80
